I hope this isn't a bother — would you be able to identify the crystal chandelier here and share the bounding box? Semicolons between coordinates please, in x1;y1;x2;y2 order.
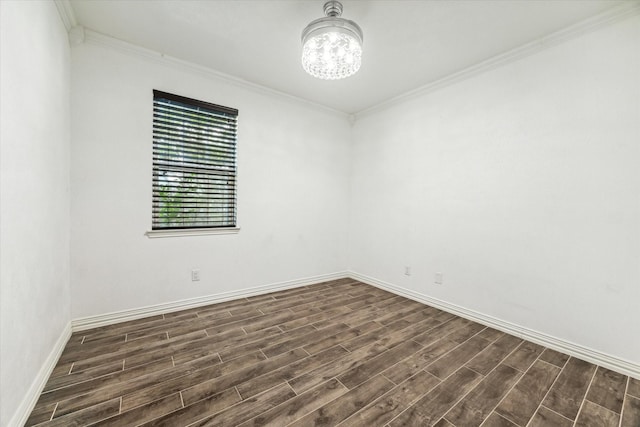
301;1;363;80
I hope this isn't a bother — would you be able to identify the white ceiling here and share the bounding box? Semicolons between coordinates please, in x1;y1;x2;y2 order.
69;0;628;114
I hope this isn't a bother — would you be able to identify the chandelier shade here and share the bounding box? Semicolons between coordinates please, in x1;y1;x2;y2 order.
301;1;363;80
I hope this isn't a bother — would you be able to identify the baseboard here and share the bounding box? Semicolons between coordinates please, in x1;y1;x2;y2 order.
8;322;72;427
349;271;640;379
71;271;349;332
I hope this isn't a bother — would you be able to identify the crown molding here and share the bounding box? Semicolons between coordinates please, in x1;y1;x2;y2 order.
79;29;348;120
68;25;85;45
58;1;639;121
356;2;640;119
53;0;77;32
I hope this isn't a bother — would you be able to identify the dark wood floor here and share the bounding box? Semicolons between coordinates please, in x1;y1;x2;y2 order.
27;279;639;426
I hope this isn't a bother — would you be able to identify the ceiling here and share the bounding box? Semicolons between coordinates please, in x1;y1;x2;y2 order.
69;0;628;114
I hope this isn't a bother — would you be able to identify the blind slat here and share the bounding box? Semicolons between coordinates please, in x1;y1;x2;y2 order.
153;153;236;167
153;137;236;153
153;111;237;133
153;122;238;144
153;161;235;175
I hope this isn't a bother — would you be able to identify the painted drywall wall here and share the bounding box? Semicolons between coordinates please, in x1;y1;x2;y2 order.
70;40;351;319
0;1;71;424
349;15;640;364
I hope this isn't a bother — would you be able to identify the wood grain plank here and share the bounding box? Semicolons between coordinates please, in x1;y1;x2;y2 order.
289;375;394;426
90;393;182;426
80;315;164;340
121;350;265;411
621;395;640;427
42;398;120;427
444;364;521;427
529;406;573;427
374;303;429;326
501;341;544;372
542;357;597;420
289;341;389;394
481;412;518;427
494;359;560;426
64;334;126;353
538;348;570;368
217;325;316;361
277;306;352;331
585;366;626;413
465;334;523;376
187;383;297;427
70;330;206;372
58;332;169;364
411;317;471;347
382;338;459;385
432;418;456;427
38;357;174;408
443;322;486;344
49;362;73;379
628;377;640;398
426;335;492;380
475;328;505;343
339;370;441;426
388;367;482;427
24;402;56;426
237;379;348;426
303;321;382;355
372;316;449;351
338;340;423;389
49;357;203;417
262;322;350;358
311;305;376;328
43;361;124;393
136;388;241;427
140;311;233;341
236;345;349;399
339;322;408;352
575;400;620;427
181;348;308;406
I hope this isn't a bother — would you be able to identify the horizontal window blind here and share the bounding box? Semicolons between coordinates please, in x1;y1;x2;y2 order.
152;90;238;230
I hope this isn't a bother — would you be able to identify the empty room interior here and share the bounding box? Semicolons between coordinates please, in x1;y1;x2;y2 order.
1;0;639;426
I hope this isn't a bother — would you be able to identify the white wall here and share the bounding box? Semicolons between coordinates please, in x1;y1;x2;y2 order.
70;41;351;319
2;6;637;423
349;15;640;364
0;1;71;425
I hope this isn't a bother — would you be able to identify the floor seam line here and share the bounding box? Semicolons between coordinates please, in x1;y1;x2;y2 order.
618;376;630;427
572;364;599;425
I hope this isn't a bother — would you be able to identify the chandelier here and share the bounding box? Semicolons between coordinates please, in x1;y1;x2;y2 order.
301;1;363;80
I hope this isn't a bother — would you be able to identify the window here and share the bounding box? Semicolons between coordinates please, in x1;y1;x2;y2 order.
152;90;238;231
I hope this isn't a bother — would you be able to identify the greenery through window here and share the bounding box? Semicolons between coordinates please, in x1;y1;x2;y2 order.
152;90;238;230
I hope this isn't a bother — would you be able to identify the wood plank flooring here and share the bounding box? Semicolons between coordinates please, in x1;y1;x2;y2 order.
26;279;640;426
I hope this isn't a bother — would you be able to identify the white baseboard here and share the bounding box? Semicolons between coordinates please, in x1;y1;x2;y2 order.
9;322;72;427
349;271;639;379
71;271;349;332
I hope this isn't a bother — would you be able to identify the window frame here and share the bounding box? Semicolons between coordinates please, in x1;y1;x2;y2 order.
146;90;239;238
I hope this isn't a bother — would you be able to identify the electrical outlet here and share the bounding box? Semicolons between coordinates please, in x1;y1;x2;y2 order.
404;266;411;276
435;272;443;285
191;269;201;281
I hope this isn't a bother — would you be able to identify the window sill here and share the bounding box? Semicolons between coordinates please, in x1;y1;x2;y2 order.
145;227;240;238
